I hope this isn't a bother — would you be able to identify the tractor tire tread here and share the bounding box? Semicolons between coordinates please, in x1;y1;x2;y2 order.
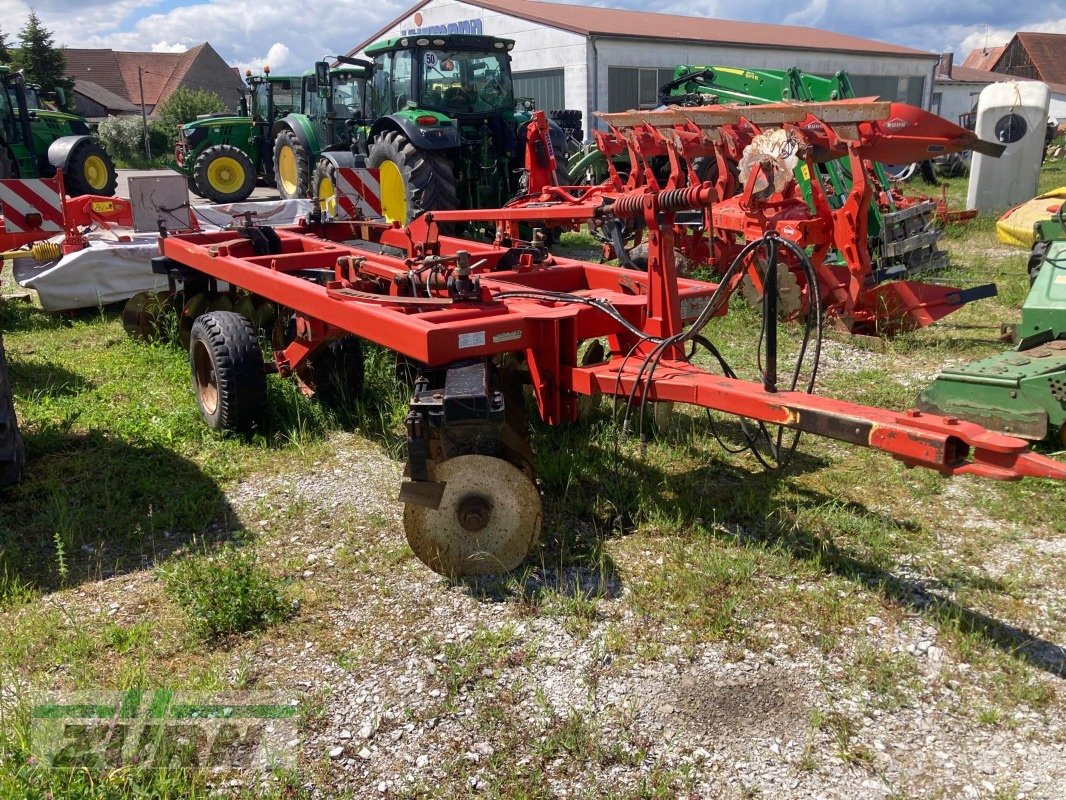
368;131;458;222
64;140;118;196
193;144;257;203
273;129;310;199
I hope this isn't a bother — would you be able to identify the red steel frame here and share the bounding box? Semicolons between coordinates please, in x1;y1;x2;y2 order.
157;182;1066;482
508;103;998;334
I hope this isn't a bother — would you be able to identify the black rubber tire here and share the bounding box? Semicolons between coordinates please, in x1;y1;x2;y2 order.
188;311;267;432
193;144;256;203
64;140;118;196
0;333;25;487
308;336;365;411
310;158;338;215
1028;241;1049;286
273;128;310;199
367;130;458;223
919;160;937;185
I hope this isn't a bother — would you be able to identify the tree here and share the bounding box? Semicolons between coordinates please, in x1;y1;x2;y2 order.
151;87;227;149
0;25;11;65
12;11;74;106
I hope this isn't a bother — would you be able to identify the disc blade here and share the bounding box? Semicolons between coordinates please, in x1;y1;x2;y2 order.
403;454;541;577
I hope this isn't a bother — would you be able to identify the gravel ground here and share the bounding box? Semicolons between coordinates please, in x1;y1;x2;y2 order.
44;432;1049;798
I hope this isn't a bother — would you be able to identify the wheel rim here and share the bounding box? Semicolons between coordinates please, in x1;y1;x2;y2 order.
207;156;245;194
378;160;407;223
277;145;298;195
317;173;336;216
192;339;219;416
84;154;108;191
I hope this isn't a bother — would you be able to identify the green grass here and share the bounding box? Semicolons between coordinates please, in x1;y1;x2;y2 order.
160;544;295;642
0;161;1064;797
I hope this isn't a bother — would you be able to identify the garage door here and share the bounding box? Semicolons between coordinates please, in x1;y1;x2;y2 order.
514;69;565;111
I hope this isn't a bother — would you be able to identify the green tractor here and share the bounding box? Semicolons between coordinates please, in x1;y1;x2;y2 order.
174;71;299;203
657;64;947;282
305;34;567;224
271;62;372;201
0;64;117;196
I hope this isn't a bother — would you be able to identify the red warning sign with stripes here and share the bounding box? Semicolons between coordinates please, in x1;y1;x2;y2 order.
333;167;383;220
0;176;64;233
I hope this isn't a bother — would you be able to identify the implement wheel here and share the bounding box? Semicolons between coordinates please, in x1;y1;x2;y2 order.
188;311;267;432
64;140;117;196
404;454;541;578
273;129;309;199
367;130;458;224
193;145;256;203
307;336;365;411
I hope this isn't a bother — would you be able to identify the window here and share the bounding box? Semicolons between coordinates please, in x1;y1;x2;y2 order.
607;67;676;112
332;72;365;118
418;49;513;114
931;91;942;116
371;50;413;116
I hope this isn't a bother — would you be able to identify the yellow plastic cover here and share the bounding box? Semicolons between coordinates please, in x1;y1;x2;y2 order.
996;187;1066;248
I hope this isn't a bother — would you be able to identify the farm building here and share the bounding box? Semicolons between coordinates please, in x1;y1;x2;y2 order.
63;43;246;118
348;0;939;136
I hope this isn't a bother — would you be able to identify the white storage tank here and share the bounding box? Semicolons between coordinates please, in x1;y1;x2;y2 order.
967;81;1051;212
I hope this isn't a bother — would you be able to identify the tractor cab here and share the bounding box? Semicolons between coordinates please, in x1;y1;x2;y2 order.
299;63;371;150
247;72;298;126
366;34;518;120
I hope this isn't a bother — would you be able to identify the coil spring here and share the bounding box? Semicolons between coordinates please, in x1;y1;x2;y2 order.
29;241;63;262
607;186;712;219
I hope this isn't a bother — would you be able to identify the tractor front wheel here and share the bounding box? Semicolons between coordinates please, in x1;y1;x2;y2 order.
193;145;256;203
0;145;14;179
65;141;117;196
273;129;309;199
310;158;338;217
367;131;458;224
188;311;267;432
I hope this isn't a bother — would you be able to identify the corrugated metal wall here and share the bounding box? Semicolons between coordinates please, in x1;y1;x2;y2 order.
514;69;565;110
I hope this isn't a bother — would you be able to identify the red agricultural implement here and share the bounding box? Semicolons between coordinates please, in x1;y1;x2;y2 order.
516;101;1000;335
144;160;1066;578
0;171;135;262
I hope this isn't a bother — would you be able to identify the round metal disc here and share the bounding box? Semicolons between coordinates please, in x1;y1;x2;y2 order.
404;454;542;578
740;261;806;321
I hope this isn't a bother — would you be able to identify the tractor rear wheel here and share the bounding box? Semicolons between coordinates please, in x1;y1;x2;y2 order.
188;311;267;432
0;333;25;488
310;158;338;217
273;129;309;199
193;145;256;203
65;141;117;196
367;130;458;224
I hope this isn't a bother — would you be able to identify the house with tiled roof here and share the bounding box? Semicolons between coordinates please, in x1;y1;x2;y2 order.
961;45;1005;72
63;42;245;119
952;33;1066;121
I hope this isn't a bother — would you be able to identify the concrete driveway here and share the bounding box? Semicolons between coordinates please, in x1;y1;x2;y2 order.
116;168;281;206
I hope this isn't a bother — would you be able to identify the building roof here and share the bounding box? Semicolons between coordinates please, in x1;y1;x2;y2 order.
1009;32;1066;85
63;43;243;112
72;79;139;112
962;45;1005;71
350;0;934;58
935;64;1066;96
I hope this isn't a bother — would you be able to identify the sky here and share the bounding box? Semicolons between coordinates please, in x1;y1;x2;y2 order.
2;0;1066;74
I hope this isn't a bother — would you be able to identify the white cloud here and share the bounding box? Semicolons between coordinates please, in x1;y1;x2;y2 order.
149;41;188;54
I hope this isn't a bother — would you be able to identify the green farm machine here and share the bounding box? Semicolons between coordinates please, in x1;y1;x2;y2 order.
0;64;117;196
271;62;371;201
174;70;300;202
918;225;1066;445
305;34;566;224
